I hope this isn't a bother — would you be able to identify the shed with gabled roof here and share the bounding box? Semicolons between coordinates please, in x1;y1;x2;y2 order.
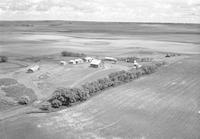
90;59;103;68
27;65;40;73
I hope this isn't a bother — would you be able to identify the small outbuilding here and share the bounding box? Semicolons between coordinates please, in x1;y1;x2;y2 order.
90;59;103;68
27;65;40;73
133;60;142;69
69;60;76;64
60;61;66;65
104;57;117;63
75;58;84;64
84;57;93;62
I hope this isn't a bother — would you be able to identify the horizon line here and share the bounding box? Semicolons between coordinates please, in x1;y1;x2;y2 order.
0;20;199;25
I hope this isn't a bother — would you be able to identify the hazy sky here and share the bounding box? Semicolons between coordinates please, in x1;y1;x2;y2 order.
0;0;200;23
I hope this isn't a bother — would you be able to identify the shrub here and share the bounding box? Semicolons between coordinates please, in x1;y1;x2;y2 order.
64;89;78;104
118;57;138;63
61;51;86;57
165;53;180;58
75;87;90;101
140;57;153;62
0;56;8;63
18;95;30;105
51;99;62;108
141;65;157;74
118;57;153;63
40;102;52;111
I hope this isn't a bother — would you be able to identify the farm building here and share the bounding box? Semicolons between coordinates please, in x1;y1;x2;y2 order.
133;60;142;69
104;57;117;63
27;65;40;73
60;61;66;65
90;59;103;68
84;57;93;62
69;60;76;64
75;58;84;64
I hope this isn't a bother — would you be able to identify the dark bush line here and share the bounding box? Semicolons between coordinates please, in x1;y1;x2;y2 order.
0;56;8;63
46;61;166;109
118;57;153;63
18;95;31;105
165;53;181;58
61;51;86;57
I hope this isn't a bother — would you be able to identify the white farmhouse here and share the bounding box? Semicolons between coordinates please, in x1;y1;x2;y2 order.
84;57;93;62
90;59;103;68
133;60;142;69
60;61;66;65
104;57;117;63
69;60;76;64
75;58;84;64
27;65;40;73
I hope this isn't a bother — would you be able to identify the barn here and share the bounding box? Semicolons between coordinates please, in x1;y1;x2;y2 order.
90;59;103;68
84;57;93;62
69;60;76;64
27;65;40;73
133;60;142;69
104;57;117;63
60;61;66;65
75;58;84;64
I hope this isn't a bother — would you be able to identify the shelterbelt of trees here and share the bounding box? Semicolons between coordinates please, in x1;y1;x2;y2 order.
118;57;153;63
41;61;166;110
61;51;86;57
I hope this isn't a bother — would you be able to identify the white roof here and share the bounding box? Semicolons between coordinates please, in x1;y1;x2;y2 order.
133;60;138;65
85;57;93;60
90;59;101;65
105;57;117;61
28;65;39;70
60;61;66;63
75;58;83;61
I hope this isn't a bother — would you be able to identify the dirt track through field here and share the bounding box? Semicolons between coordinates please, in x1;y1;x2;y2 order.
0;56;200;139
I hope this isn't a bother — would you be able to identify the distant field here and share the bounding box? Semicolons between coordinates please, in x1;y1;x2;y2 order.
0;21;200;57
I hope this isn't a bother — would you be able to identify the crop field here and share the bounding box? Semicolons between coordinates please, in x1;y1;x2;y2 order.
1;21;200;57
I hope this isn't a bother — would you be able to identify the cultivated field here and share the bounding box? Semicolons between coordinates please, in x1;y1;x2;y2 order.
1;21;200;57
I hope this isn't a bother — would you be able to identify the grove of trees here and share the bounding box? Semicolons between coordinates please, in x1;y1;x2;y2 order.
118;57;153;63
46;61;166;110
61;51;86;57
0;56;8;63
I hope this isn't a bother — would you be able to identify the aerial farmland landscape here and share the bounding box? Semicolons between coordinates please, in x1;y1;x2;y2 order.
0;21;199;139
0;0;200;139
